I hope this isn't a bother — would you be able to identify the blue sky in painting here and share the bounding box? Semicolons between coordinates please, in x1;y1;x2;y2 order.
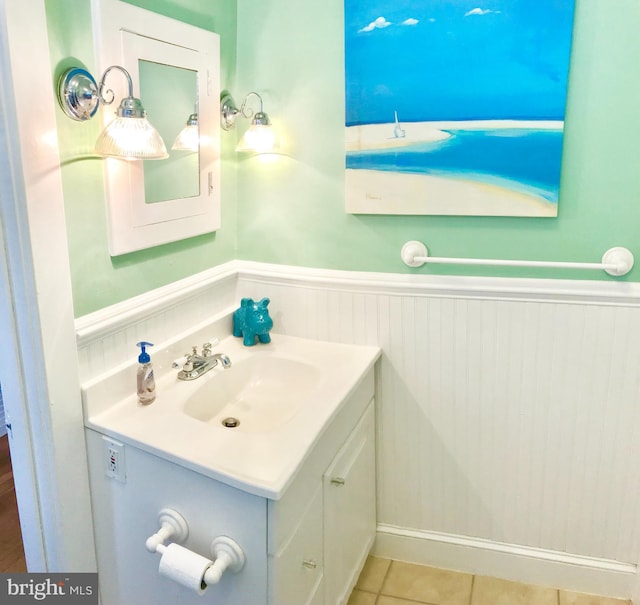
345;0;576;125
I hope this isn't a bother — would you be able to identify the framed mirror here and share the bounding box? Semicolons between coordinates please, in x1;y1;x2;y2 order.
92;0;220;256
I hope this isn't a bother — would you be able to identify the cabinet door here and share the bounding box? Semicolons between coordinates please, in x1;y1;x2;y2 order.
323;403;376;605
271;483;324;605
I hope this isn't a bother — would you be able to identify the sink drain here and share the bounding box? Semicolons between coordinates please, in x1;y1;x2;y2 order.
221;417;240;428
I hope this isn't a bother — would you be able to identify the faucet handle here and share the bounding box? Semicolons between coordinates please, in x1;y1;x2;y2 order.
171;355;188;369
202;337;219;357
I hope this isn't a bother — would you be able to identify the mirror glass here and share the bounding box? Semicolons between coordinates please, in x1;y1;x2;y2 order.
139;59;199;204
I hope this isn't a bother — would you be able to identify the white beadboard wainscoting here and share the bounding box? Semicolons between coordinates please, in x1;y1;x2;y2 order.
75;261;640;600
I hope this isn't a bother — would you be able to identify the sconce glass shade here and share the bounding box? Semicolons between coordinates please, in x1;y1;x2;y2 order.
172;113;199;152
95;116;169;159
236;122;277;153
95;94;168;160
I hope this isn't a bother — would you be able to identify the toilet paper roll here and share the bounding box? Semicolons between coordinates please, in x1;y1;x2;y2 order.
158;543;213;594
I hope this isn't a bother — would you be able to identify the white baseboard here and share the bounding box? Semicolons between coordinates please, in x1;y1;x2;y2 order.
373;524;636;600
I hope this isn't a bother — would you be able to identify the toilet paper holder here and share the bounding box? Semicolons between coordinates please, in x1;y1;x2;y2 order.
145;508;190;552
145;508;245;587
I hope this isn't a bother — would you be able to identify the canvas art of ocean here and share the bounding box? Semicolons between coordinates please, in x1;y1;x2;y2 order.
344;1;576;217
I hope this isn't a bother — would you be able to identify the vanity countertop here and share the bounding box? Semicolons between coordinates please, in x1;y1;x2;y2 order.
82;334;380;499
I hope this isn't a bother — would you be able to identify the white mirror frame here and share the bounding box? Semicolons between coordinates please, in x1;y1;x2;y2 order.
91;0;220;256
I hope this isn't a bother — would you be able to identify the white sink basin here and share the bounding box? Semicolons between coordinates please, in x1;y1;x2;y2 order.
82;333;380;498
183;355;320;432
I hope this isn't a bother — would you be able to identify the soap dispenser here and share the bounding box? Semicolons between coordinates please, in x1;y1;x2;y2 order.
136;341;156;405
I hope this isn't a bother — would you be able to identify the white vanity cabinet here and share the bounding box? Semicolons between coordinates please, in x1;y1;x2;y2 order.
84;366;376;605
269;400;376;605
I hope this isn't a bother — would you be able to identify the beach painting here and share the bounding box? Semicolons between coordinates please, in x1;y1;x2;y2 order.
345;1;576;216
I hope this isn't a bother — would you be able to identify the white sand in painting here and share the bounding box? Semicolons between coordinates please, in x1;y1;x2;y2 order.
345;168;557;216
346;121;451;150
345;119;561;216
345;119;562;151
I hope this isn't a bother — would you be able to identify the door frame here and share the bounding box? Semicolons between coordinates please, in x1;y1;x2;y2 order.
0;0;96;571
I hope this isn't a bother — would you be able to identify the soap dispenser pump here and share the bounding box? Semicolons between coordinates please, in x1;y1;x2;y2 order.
136;341;156;405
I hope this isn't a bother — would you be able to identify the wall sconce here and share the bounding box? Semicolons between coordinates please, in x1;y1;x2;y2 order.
57;65;168;160
172;113;199;152
220;92;277;153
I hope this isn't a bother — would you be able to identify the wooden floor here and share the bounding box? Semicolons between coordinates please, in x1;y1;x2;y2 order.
0;434;27;572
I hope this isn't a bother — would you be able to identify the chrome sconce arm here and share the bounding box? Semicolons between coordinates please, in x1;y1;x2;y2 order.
57;65;168;159
59;65;143;121
220;91;276;153
97;65;146;119
221;91;269;130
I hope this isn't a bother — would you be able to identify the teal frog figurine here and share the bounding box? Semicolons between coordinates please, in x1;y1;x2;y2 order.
233;297;273;346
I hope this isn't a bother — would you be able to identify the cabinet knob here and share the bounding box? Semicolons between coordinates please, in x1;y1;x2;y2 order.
330;477;346;486
302;559;317;569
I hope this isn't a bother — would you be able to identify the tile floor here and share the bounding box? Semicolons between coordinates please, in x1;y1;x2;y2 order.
348;557;632;605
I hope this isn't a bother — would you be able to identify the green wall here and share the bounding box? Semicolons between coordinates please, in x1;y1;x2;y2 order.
45;0;238;317
236;0;640;281
48;0;640;317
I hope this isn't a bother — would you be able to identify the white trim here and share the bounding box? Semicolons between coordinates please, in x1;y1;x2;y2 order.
75;260;640;347
0;0;96;571
0;0;48;571
236;261;640;306
374;524;636;599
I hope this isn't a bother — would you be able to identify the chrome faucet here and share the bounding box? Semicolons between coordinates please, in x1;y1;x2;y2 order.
173;341;232;381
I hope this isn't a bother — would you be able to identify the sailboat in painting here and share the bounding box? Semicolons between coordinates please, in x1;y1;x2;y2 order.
392;110;406;139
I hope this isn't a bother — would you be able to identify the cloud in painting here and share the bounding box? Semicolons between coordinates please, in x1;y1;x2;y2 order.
464;8;501;17
402;18;419;26
359;16;392;33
